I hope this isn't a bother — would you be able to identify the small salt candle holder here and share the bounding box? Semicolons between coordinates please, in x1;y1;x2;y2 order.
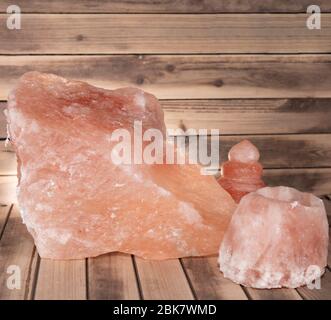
219;186;329;289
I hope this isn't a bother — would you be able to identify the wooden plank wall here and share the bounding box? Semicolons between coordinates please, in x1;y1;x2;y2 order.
0;1;331;194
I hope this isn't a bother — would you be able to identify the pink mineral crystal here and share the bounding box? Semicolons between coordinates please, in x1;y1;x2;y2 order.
219;186;329;288
228;139;260;163
217;140;265;203
6;72;236;260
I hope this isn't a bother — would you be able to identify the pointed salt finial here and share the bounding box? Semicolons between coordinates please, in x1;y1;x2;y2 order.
228;139;260;163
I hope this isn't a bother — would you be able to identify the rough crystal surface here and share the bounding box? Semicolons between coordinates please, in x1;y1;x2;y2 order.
219;186;329;288
6;72;236;260
218;140;265;203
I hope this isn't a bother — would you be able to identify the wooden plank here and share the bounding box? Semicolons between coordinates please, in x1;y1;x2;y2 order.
2;55;331;100
322;198;331;225
34;259;87;300
1;0;330;13
1;14;331;54
2;98;331;136
264;168;331;196
297;269;331;300
134;257;194;300
0;140;16;175
0;176;17;205
88;253;140;300
182;256;247;300
0;205;36;299
163;99;331;135
215;134;331;169
245;287;302;300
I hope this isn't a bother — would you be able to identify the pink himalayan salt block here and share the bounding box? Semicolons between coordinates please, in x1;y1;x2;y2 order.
6;71;236;260
219;186;329;288
217;140;265;203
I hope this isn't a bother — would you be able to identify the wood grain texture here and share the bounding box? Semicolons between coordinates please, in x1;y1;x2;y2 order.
264;168;331;196
0;205;36;299
134;257;194;300
2;98;331;136
216;134;331;168
322;198;331;225
297;269;331;300
1;14;331;54
0;141;16;175
163;99;331;135
245;287;302;300
88;253;140;300
1;0;330;13
0;176;17;205
181;256;248;300
34;259;87;300
2;55;331;100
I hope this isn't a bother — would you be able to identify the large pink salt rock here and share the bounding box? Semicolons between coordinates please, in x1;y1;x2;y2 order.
217;140;265;203
219;186;329;288
6;72;236;260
